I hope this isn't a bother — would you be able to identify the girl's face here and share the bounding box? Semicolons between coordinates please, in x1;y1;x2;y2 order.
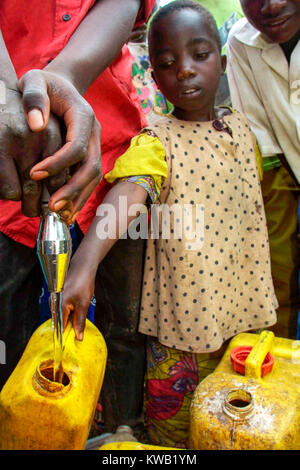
240;0;300;43
149;9;226;121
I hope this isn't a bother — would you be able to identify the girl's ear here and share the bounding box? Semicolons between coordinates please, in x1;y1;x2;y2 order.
221;55;227;75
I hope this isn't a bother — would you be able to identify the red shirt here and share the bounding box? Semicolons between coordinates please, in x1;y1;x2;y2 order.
0;0;155;247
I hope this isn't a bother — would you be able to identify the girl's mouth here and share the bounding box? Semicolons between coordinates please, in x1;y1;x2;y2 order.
181;88;202;97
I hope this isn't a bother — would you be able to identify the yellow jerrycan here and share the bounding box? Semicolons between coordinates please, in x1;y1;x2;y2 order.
189;330;300;450
0;318;107;450
99;442;178;450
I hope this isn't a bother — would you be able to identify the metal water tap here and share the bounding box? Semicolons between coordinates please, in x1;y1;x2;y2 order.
37;186;72;381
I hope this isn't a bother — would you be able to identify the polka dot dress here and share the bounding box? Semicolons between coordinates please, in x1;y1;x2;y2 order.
139;112;278;354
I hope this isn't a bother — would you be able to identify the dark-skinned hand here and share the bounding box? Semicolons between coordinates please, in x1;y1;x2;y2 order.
0;87;67;217
18;69;102;222
61;259;95;341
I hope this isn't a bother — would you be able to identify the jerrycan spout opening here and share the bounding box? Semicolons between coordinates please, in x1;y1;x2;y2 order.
223;389;254;421
33;359;72;397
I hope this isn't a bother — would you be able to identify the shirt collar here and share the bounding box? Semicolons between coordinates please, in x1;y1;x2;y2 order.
235;18;300;82
234;18;276;50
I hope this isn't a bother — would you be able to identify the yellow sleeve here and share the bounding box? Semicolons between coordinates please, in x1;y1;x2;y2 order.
249;129;263;181
105;132;168;188
255;144;264;181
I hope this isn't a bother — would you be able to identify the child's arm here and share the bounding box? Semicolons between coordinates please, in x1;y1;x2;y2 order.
62;180;148;340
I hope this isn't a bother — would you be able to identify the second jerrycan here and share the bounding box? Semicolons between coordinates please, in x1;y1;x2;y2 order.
189;330;300;450
0;318;107;450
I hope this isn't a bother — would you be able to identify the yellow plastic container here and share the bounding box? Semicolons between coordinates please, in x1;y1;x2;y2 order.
0;319;107;450
99;442;178;450
190;330;300;450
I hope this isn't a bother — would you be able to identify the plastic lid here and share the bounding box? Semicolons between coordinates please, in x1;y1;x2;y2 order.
230;345;274;377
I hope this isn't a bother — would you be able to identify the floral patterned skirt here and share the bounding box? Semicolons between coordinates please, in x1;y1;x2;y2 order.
145;337;227;449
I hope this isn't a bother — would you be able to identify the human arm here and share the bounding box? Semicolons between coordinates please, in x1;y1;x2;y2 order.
61;180;148;339
0;0;144;218
61;130;167;339
44;0;142;95
18;0;143;219
0;31;69;216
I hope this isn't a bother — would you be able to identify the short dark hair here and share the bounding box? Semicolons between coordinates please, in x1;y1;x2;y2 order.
149;0;222;52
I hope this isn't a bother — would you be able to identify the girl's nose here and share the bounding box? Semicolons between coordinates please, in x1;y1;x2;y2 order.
261;0;287;15
177;67;196;81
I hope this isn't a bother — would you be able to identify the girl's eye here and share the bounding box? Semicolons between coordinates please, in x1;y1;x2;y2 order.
158;59;174;68
195;52;210;60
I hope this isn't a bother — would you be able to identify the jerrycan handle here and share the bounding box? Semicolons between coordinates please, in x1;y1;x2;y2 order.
245;330;275;379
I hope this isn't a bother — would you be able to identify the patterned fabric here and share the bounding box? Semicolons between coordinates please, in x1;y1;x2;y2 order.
121;175;160;204
105;131;168;205
106;126;263;190
128;41;170;124
145;338;227;448
139;113;277;353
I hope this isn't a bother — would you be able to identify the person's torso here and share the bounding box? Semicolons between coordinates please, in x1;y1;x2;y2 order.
230;19;300;181
138;112;277;353
0;0;152;245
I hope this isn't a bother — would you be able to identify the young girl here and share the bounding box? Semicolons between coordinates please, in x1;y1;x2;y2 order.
62;0;277;448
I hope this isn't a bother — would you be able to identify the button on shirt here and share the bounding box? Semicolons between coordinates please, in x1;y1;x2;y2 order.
0;0;155;247
227;18;300;182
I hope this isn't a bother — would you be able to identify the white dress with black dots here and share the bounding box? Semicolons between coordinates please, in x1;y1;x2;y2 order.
139;112;278;354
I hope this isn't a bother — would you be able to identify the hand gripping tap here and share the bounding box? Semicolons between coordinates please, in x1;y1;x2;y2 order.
37;186;72;382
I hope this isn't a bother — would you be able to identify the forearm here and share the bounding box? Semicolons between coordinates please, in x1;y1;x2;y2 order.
70;181;148;275
62;179;147;339
46;0;141;95
0;30;18;89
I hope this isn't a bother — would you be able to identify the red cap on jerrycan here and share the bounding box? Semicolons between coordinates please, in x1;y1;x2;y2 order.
230;346;274;378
